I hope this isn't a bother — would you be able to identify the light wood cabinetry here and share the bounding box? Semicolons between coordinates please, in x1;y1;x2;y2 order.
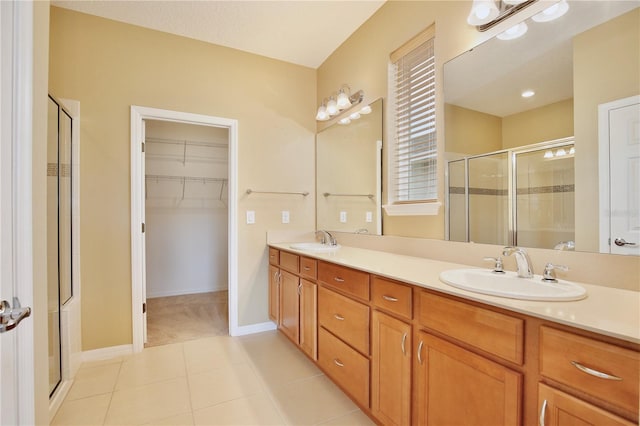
299;278;317;360
415;331;522;425
267;246;639;426
538;383;634;426
371;310;411;426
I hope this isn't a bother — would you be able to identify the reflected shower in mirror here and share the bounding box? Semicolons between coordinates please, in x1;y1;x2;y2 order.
444;1;639;253
316;99;382;234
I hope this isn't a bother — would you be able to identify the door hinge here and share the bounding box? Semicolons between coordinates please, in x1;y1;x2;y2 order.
142;222;145;233
142;302;147;314
141;142;145;153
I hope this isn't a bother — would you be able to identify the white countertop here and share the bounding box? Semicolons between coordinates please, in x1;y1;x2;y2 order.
270;243;640;344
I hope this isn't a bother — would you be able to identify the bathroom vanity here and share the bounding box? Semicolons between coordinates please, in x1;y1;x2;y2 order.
268;244;639;426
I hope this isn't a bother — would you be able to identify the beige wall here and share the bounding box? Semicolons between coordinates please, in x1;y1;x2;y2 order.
502;99;573;149
445;104;502;156
49;7;316;350
34;2;52;423
573;9;640;252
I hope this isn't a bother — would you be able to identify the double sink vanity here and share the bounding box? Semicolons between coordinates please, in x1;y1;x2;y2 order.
267;241;639;426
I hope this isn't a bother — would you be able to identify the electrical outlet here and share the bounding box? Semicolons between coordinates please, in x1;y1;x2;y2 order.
340;211;347;223
366;211;373;223
282;210;290;224
246;210;255;224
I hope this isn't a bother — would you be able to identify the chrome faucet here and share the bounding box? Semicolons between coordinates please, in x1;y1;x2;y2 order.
502;246;534;278
316;230;337;246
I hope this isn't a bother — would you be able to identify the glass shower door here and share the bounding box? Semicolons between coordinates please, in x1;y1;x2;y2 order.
467;152;510;245
514;143;575;249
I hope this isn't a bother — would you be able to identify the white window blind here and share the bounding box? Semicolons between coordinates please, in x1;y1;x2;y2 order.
391;27;437;203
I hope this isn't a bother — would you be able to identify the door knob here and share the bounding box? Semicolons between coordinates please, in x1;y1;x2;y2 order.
614;238;637;247
0;298;31;333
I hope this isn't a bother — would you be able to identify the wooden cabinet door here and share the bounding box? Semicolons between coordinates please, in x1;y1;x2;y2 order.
299;279;317;360
268;265;280;323
538;383;635;426
415;331;522;426
279;270;300;344
371;310;411;426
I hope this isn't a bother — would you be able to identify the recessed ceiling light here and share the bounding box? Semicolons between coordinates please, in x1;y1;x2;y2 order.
521;90;535;98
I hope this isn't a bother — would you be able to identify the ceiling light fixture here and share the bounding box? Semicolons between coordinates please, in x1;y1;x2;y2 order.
532;0;569;22
468;0;537;32
316;86;364;122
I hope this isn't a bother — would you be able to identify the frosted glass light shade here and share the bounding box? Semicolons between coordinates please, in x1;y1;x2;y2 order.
327;97;338;116
532;0;569;22
497;22;528;40
467;0;499;25
316;105;329;121
503;0;527;4
336;90;351;110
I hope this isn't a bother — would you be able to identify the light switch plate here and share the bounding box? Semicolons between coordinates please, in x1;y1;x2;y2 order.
282;210;290;224
340;211;347;223
366;211;373;223
246;210;255;224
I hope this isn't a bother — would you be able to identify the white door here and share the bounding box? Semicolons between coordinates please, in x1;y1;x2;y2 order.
142;120;147;344
0;1;36;424
609;100;640;255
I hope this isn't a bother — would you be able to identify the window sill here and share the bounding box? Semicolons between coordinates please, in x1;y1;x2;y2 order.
383;202;442;216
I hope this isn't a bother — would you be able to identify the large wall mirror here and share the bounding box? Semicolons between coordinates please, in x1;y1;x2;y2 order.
317;98;383;235
444;1;639;254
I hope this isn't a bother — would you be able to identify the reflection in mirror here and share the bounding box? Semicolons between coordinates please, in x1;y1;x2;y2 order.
444;1;639;253
317;99;382;234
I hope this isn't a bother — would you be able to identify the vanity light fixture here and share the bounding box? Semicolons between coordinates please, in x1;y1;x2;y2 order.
532;0;569;22
521;89;535;98
497;22;528;40
544;150;554;159
468;0;537;31
556;148;567;157
316;87;364;122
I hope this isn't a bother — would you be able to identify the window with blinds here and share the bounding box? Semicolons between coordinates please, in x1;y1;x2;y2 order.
390;26;437;203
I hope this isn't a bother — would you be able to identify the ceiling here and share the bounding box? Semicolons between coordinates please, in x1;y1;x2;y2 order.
51;0;386;69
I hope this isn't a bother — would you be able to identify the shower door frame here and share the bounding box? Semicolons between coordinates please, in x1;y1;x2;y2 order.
446;136;575;247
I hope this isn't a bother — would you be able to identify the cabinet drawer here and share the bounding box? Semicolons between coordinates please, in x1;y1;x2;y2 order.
318;286;369;354
540;326;639;414
318;261;369;301
268;248;279;265
371;276;412;320
418;291;523;364
318;327;369;409
300;256;317;280
279;251;299;273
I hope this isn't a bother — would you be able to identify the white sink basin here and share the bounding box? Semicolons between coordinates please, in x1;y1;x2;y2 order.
439;269;587;301
289;242;341;252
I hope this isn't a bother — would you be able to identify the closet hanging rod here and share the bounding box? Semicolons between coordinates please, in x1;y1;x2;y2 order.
146;174;227;183
145;136;228;149
323;192;374;199
246;189;309;197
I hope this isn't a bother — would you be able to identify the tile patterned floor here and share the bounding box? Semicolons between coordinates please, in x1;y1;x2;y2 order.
51;331;376;425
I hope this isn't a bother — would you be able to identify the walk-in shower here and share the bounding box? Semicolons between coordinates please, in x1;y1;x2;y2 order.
447;137;575;250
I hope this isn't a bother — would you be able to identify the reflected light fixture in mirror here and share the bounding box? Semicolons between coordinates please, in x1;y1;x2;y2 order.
316;85;364;122
532;0;569;22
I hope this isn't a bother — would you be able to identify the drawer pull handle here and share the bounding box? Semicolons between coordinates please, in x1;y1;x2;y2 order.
417;340;424;365
539;399;547;426
401;332;407;356
334;314;345;321
334;277;345;283
334;359;344;367
304;266;310;271
570;361;622;381
297;283;302;295
382;295;399;302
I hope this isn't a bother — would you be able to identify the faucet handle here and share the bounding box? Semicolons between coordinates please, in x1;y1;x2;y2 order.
542;263;569;283
483;256;505;274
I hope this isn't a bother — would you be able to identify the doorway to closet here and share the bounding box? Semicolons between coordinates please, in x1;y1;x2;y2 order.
143;120;229;347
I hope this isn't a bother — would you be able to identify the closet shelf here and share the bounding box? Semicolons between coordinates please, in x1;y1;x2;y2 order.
146;174;227;201
146;136;227;149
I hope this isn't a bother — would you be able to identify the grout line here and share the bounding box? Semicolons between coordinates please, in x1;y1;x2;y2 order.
101;360;124;425
182;342;196;422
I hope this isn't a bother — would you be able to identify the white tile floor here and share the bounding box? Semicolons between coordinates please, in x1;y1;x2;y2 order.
51;331;376;425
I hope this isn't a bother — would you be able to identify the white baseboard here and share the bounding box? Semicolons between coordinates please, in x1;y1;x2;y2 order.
230;321;277;337
82;344;133;363
49;380;73;422
147;286;228;299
